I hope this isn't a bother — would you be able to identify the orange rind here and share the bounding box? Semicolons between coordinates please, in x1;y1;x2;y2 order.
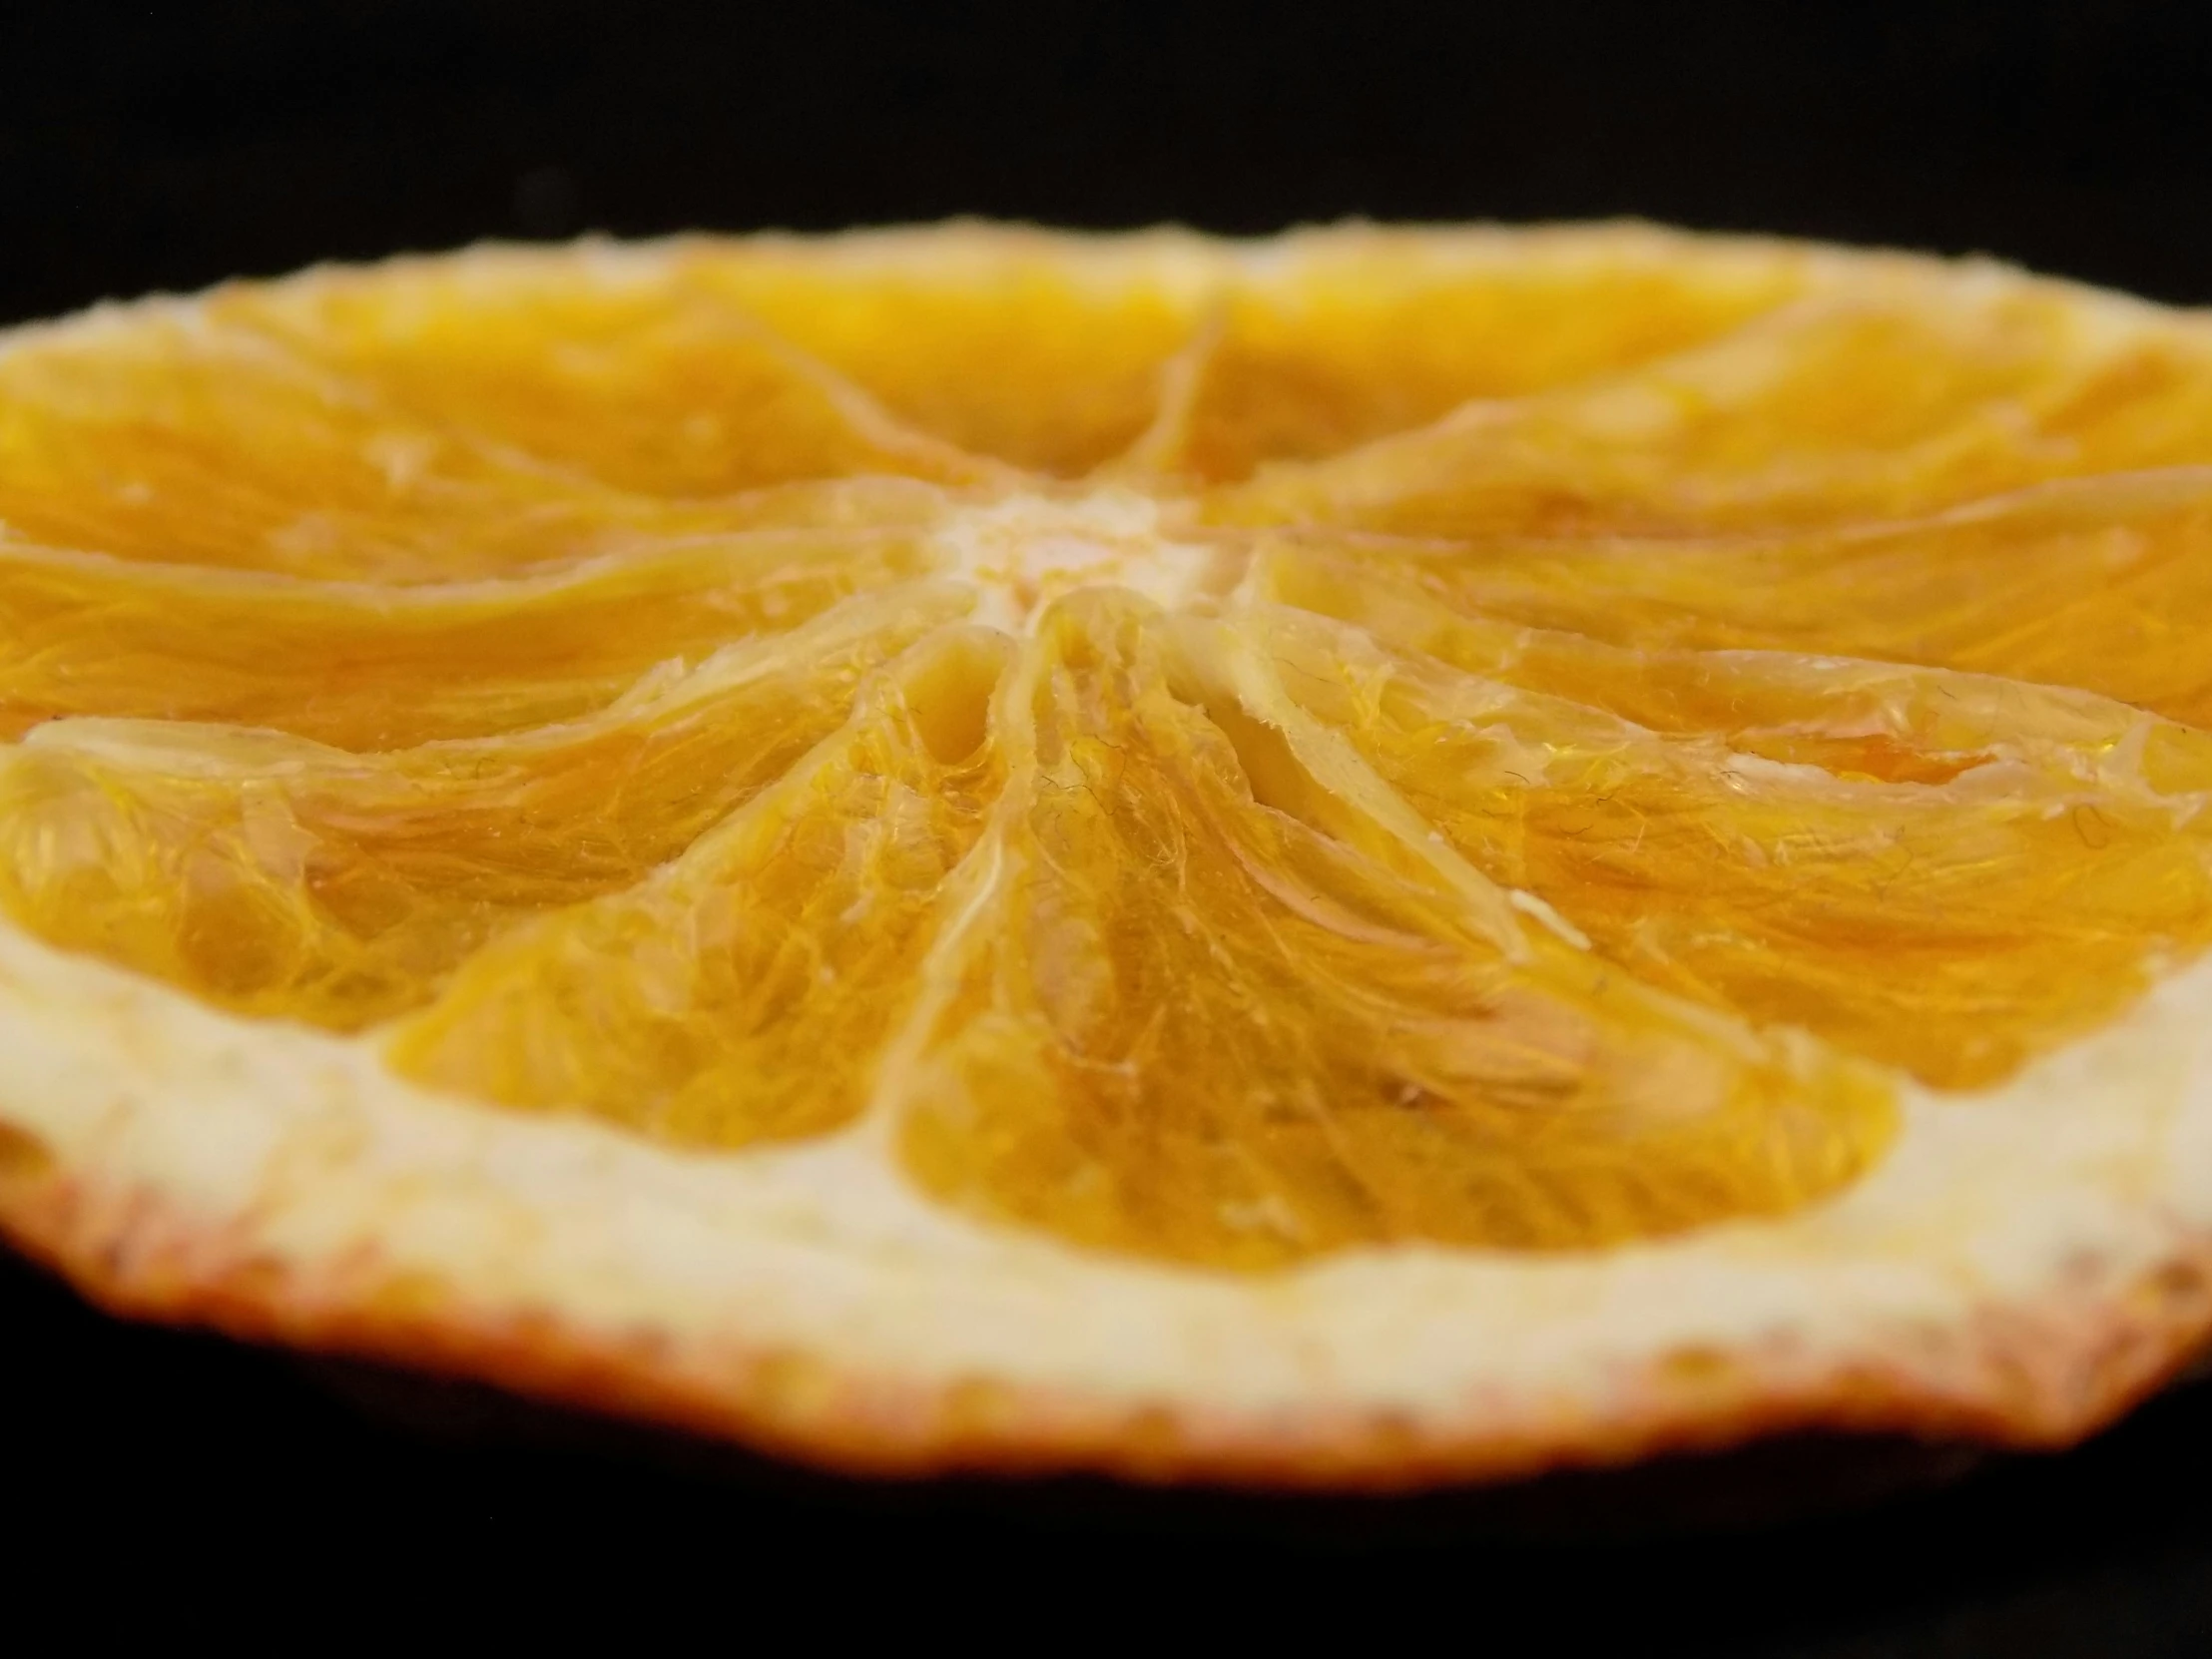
5;223;2212;1486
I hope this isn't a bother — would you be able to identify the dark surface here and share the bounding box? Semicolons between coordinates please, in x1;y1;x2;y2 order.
8;1247;2212;1650
6;3;2212;1645
4;1;2212;323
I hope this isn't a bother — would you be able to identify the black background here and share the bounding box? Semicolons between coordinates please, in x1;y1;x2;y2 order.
6;3;2212;1648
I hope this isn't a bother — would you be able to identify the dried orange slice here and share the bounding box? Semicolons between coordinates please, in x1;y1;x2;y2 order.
6;223;2212;1486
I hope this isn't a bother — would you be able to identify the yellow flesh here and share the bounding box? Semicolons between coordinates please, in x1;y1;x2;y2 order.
6;227;2212;1269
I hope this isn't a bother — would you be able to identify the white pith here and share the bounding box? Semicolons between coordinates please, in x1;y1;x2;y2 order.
930;489;1214;631
4;221;2212;1474
2;914;2207;1427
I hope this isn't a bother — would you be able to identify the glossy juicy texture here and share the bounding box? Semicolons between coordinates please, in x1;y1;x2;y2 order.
897;593;1892;1267
8;226;2212;1268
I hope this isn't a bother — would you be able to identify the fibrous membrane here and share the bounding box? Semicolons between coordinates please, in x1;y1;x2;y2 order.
7;227;2212;1268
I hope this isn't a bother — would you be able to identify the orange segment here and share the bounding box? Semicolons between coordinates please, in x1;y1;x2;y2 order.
0;309;953;580
1263;470;2212;727
0;314;628;579
390;627;1012;1147
0;533;945;748
1254;604;2212;1089
1169;228;1811;483
1251;544;2212;793
214;251;1002;497
0;588;964;1029
1214;282;2212;535
895;591;1893;1267
686;231;1212;475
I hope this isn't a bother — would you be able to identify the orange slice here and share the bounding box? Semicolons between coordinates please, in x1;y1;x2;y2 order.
5;223;2212;1487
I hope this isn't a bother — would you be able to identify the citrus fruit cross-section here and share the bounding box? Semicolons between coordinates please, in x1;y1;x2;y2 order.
5;222;2212;1486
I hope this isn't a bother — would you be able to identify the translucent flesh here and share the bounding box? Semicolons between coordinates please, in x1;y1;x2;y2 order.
7;230;2212;1270
1250;546;2212;795
0;588;967;1027
683;237;1215;477
1171;234;1814;483
1249;600;2212;1088
0;533;945;748
389;627;1012;1145
1212;287;2212;534
0;311;959;580
209;257;1001;498
896;592;1892;1266
1268;471;2212;726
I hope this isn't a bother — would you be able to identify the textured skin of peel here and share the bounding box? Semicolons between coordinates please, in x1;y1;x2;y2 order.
0;588;966;1028
388;627;1013;1147
895;590;1894;1267
15;229;2212;1280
